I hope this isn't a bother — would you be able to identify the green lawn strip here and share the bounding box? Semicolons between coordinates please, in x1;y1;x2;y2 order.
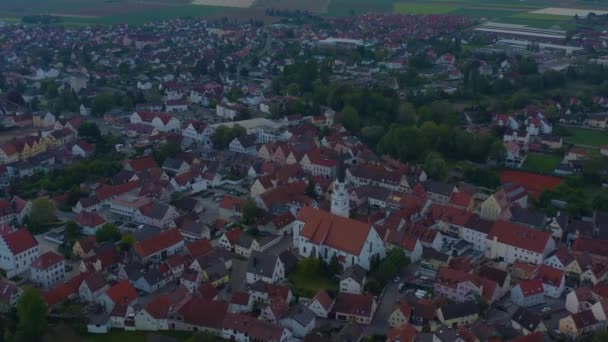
560;126;608;147
522;153;563;174
326;0;395;16
289;269;337;298
394;3;461;14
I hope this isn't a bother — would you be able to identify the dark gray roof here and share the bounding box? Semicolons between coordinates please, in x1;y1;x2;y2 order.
440;301;479;320
246;251;279;278
510;207;546;229
278;250;298;271
286;305;315;326
424;180;454;197
341;265;367;284
463;214;493;234
236;134;258;148
511;307;542;332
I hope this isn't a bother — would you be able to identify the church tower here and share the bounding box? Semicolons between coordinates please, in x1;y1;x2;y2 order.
331;160;349;218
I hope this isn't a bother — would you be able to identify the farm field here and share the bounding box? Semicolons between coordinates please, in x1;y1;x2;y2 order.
560;126;608;147
522;153;562;174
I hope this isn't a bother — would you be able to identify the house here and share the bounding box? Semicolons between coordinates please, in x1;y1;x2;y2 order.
584;113;608;129
234;232;281;258
559;310;602;338
30;251;65;289
511;307;546;335
308;290;334;318
218;196;244;220
510;207;546;230
339;265;367;294
459;215;493;252
387;323;418;342
74;211;106;236
133;229;184;263
511;279;545;307
280;306;316;338
169;297;229;333
485;221;555;265
229;291;254;313
181;120;214;145
537;264;565;298
229;135;258;155
389;302;412;328
33;111;56;128
245;251;285;284
218;230;242;252
97;280;138;313
130;111;181;132
0;278;22;312
216;102;240;120
71;140;95;158
436;301;479;328
435;267;500;304
479;190;512;221
478;265;512;297
293;207;386;270
79;272;109;302
221;313;292;342
0;228;39;277
333;293;377;325
566;287;600;314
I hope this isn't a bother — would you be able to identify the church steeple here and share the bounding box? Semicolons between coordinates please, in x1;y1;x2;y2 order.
331;159;349;217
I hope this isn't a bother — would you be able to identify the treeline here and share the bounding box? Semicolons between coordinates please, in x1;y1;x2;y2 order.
22;15;62;25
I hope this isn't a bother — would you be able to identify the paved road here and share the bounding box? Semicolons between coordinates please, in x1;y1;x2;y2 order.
365;281;398;336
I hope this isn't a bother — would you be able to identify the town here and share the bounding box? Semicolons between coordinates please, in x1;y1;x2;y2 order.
0;6;608;342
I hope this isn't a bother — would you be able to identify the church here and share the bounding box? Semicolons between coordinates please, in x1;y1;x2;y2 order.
292;166;386;270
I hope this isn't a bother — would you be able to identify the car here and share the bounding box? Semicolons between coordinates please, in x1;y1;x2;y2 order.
65;265;73;272
541;306;551;313
393;276;400;283
496;305;508;312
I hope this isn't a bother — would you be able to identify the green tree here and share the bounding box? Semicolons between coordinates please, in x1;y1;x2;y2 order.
15;288;47;342
153;141;179;165
63;221;82;244
241;200;259;226
119;232;136;251
95;223;121;243
28;198;56;232
341;105;361;133
423;153;448;181
91;93;115;116
78;122;101;142
397;102;417;125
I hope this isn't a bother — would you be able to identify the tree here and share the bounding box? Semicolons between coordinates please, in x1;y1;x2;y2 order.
95;223;121;243
341;105;361;133
305;178;316;198
63;221;82;244
15;288;47;342
397;102;417;125
28;198;56;233
119;232;136;251
153;141;179;165
78;122;101;142
423;153;448;181
241;200;259;226
91;93;115;116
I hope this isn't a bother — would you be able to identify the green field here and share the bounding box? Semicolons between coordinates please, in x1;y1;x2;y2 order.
561;126;608;147
523;153;562;174
327;0;395;16
394;3;461;14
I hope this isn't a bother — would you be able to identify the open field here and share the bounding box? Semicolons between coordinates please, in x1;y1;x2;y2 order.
560;126;608;147
522;153;562;174
394;3;460;14
82;330;193;342
531;7;608;16
254;0;330;13
192;0;254;7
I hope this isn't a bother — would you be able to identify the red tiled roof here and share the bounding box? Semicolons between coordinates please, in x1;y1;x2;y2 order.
1;228;38;255
223;229;242;245
197;281;218;300
333;293;375;317
75;211;106;228
517;278;544;297
105;280;138;305
222;313;285;341
450;191;472;208
185;238;212;258
219;195;244;211
127;155;158;172
499;170;563;198
178;297;228;329
231;291;250;305
387;323;417;342
487;221;551;254
297;207;373;256
311;290;333;311
31;251;63;270
134;229;183;258
537;264;564;287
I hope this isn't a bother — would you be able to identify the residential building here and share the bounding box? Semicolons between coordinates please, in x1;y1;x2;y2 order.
30;251;64;289
511;279;545;307
0;228;39;277
485;221;555;265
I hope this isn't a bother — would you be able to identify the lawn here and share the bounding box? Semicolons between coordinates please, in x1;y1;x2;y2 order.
560;126;608;147
82;330;193;342
326;0;395;16
394;3;461;14
289;259;338;297
522;153;562;174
